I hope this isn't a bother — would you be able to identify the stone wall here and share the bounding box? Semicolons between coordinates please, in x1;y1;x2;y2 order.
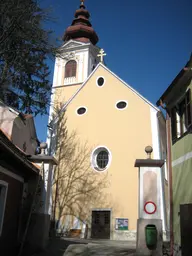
112;230;136;241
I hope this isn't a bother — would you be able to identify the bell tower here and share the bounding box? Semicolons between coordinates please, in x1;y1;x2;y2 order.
53;1;100;90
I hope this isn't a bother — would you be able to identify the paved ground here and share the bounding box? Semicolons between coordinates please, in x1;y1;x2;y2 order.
34;238;136;256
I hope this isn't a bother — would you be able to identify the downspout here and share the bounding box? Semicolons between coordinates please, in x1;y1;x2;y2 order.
157;111;167;236
166;111;174;256
159;100;174;256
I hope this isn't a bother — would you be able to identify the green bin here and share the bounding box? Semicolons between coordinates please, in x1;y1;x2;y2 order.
145;225;157;250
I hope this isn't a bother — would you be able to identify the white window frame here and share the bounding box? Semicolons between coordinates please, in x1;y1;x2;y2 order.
0;181;8;236
91;146;112;172
96;76;105;87
115;100;128;110
76;106;88;116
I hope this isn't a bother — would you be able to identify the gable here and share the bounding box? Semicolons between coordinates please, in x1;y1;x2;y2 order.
62;63;159;112
51;63;158;125
61;40;89;49
67;65;155;114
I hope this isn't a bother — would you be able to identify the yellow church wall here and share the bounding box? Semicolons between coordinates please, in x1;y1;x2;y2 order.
56;65;155;234
54;83;82;107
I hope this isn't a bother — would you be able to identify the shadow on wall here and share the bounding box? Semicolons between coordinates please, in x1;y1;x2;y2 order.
50;104;109;233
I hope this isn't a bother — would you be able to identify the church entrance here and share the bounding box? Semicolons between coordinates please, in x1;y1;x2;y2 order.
91;210;111;239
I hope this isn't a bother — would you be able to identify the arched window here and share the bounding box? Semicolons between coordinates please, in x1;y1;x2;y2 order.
65;60;77;78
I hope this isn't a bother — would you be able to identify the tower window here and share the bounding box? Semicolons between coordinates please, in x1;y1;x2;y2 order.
65;60;77;78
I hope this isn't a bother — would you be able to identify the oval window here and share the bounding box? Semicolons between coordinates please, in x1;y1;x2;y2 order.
77;107;86;115
96;150;109;169
116;101;127;109
91;147;111;171
97;77;104;86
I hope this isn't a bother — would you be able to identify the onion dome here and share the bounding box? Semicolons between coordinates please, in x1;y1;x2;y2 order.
63;1;99;45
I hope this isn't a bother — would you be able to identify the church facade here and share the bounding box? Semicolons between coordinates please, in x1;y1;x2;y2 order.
48;1;168;240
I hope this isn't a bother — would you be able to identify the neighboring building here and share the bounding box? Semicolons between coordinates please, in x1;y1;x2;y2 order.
48;2;168;240
0;101;57;255
157;55;192;255
0;102;40;255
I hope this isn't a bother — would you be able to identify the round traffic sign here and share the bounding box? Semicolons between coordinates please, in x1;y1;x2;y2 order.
144;201;157;214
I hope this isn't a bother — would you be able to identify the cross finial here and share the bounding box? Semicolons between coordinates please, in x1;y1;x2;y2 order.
97;49;106;63
80;0;85;8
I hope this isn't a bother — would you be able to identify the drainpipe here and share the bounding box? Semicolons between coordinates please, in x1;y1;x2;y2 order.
166;112;174;256
159;100;174;256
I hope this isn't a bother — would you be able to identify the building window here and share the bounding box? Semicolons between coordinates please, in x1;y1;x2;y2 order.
91;146;111;171
65;60;77;78
76;107;87;115
116;100;128;110
97;151;109;169
0;181;8;236
171;89;192;143
97;77;105;87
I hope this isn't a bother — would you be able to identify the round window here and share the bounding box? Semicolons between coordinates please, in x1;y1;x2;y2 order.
116;101;127;109
77;107;87;115
97;77;105;86
96;151;109;169
91;147;111;171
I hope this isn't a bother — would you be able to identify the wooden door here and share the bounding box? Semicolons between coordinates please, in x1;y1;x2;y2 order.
91;211;110;239
180;204;192;255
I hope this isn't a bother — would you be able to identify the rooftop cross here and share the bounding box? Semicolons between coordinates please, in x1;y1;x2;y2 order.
97;49;106;63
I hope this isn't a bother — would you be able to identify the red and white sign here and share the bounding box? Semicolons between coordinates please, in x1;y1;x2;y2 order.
144;201;157;214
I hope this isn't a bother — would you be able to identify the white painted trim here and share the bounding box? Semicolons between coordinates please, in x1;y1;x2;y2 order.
115;100;128;110
0;166;24;183
92;208;112;211
61;39;89;48
76;106;88;116
96;76;105;87
172;151;192;167
0;181;8;236
150;107;165;231
84;50;89;81
53;82;82;89
90;146;112;172
150;108;160;159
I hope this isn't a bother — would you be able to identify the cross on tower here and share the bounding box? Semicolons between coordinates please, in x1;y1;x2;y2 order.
97;49;106;63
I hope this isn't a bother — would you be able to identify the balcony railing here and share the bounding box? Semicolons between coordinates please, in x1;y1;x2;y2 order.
64;77;76;85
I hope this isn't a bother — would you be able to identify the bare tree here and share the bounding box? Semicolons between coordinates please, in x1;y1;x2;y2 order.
51;107;108;230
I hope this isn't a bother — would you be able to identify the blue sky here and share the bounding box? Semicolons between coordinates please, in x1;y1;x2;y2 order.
35;0;192;142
